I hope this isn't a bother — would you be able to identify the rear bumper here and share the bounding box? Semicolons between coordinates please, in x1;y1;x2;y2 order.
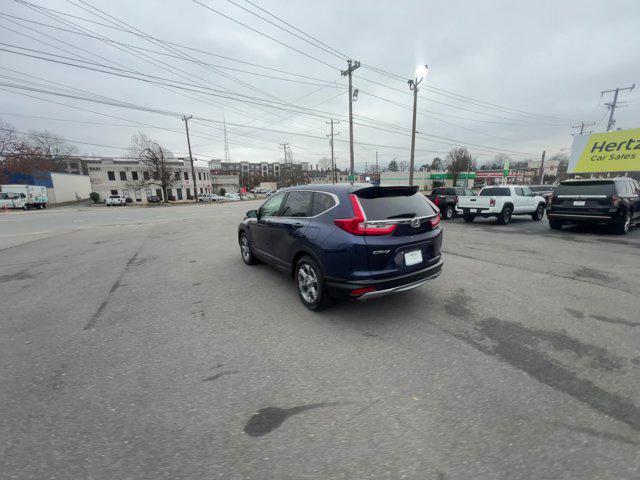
325;258;443;300
547;212;613;222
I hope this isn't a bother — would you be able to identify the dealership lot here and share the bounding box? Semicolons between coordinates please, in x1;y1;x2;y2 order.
1;201;639;480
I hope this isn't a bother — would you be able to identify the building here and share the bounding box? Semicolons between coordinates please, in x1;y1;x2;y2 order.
0;171;91;204
210;160;310;187
85;157;212;202
211;174;239;194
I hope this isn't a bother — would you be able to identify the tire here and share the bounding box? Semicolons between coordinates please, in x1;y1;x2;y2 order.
239;233;257;265
497;206;512;225
463;212;475;223
549;218;563;230
531;204;545;221
23;205;28;211
443;205;454;220
295;256;331;311
612;210;631;235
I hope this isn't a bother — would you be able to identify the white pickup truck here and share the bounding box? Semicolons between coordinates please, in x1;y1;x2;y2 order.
456;185;546;225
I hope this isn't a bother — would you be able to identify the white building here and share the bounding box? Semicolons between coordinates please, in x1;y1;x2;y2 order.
47;172;92;203
85;157;213;202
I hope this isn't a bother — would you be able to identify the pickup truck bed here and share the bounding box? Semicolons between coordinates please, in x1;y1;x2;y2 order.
457;185;546;225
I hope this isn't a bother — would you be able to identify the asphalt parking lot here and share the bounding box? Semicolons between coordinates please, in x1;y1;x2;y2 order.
1;202;639;479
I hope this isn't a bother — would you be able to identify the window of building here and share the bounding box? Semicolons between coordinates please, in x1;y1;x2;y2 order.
186;188;191;199
110;189;118;195
174;172;180;180
184;172;189;180
132;171;139;180
107;171;115;181
119;171;127;181
198;172;202;180
156;189;162;198
143;171;150;180
177;188;183;200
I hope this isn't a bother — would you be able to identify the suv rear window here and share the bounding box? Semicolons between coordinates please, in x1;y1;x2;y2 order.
480;187;510;196
556;181;615;196
356;187;436;220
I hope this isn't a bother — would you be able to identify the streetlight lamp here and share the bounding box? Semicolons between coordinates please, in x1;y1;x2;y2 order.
408;64;428;187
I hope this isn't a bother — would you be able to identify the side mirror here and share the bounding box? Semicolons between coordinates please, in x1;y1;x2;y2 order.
246;209;258;219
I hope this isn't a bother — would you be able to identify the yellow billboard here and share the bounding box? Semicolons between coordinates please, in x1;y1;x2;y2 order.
569;128;640;173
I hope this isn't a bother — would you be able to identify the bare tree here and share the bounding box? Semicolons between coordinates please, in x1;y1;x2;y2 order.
28;130;77;171
318;157;332;171
398;160;409;172
446;147;474;186
0;120;17;158
431;157;444;171
127;133;178;202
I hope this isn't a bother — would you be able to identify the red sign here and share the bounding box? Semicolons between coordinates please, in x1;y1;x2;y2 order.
241;187;247;194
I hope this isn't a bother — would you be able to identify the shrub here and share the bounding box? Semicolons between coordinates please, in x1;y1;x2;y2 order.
89;192;100;203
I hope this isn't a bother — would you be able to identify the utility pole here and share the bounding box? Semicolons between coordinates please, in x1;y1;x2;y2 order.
601;84;635;131
341;59;360;183
182;114;198;201
571;121;596;136
223;113;231;162
539;150;546;185
375;151;379;174
408;65;428;186
279;141;291;186
326;119;339;184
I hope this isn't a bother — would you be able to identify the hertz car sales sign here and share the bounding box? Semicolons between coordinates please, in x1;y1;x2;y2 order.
569;128;640;173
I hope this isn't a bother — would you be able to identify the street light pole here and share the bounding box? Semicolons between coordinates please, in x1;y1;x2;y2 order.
408;65;428;187
182;114;197;200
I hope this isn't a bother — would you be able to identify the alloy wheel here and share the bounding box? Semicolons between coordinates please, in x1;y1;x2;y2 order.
240;235;251;262
297;264;319;304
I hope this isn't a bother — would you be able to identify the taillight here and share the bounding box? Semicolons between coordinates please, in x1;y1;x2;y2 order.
429;215;440;229
489;197;496;207
334;194;397;236
611;195;621;207
433;196;440;206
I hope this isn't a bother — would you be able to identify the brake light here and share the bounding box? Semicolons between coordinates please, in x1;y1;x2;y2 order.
611;195;621;207
334;194;397;236
489;197;496;207
429;215;440;229
433;196;440;206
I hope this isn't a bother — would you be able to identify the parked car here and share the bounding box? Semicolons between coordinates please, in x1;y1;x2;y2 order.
238;184;443;310
198;193;226;202
105;194;127;206
225;193;241;201
0;184;48;209
457;185;546;224
529;185;557;205
547;178;640;235
147;195;162;203
426;186;475;220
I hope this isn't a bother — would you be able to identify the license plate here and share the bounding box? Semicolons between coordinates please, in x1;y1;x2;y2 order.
404;250;423;266
573;200;585;206
476;209;482;213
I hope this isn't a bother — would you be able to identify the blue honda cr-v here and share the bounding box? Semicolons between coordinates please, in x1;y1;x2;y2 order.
238;184;443;310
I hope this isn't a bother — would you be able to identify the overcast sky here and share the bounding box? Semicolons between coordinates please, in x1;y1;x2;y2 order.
1;0;638;170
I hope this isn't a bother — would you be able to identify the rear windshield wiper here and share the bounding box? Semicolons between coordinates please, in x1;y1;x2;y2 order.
386;213;417;219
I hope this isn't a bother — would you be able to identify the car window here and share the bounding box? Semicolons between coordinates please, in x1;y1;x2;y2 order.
480;187;511;196
310;192;336;216
514;187;524;196
357;190;437;220
445;188;456;195
259;193;284;217
280;191;313;217
432;188;445;195
522;187;533;196
557;181;615;196
454;188;465;195
465;189;475;196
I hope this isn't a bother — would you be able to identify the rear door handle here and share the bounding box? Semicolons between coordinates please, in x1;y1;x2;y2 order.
292;222;304;229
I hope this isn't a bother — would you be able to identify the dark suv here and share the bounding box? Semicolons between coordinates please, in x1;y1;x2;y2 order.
427;187;475;220
547;178;640;234
238;184;443;310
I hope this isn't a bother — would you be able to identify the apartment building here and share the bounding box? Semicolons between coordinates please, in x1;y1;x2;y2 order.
85;157;212;202
210;160;309;180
